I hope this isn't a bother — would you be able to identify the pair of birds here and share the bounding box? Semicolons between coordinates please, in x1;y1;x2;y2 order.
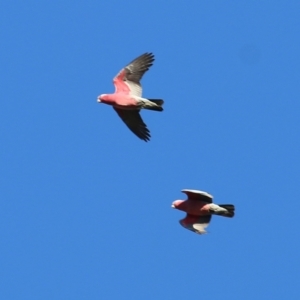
97;53;235;234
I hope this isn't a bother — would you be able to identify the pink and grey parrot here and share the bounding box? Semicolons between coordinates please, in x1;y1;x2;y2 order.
172;189;235;234
97;53;164;142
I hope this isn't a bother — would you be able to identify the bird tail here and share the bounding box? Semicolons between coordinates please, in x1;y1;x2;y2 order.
218;204;235;218
144;99;164;111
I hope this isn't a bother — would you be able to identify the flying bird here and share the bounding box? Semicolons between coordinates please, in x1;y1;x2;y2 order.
172;189;235;235
97;52;164;142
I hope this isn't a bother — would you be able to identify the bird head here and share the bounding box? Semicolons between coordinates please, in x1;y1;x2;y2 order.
171;200;184;209
97;94;108;103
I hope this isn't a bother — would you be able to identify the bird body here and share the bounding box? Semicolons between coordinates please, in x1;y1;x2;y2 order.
99;94;162;110
172;189;235;234
98;93;138;108
97;53;164;141
172;199;213;216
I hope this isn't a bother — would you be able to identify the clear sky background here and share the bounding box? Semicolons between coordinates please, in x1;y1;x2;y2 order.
1;1;299;299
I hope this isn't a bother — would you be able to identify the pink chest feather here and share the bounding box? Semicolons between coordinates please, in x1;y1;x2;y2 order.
102;94;137;107
186;201;211;216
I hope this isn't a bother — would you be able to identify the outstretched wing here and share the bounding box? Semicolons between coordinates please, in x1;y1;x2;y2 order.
113;53;155;97
179;214;212;235
113;108;151;142
181;189;213;203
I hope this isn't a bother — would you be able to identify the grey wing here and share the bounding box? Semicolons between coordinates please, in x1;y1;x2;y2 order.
113;108;151;142
181;189;213;203
124;52;154;83
124;52;154;96
179;215;212;235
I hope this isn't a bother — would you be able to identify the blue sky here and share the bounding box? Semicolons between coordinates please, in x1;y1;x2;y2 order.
1;1;300;299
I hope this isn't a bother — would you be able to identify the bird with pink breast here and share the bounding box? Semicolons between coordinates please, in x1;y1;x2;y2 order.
172;189;235;235
97;53;163;142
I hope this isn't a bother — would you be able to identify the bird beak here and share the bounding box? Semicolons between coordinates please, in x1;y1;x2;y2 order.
97;98;101;103
171;204;175;208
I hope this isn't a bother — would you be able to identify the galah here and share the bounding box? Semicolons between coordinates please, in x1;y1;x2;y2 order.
171;189;235;235
97;52;164;142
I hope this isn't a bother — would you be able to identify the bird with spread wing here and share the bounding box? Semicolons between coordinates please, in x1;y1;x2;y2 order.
172;189;235;234
97;53;164;142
